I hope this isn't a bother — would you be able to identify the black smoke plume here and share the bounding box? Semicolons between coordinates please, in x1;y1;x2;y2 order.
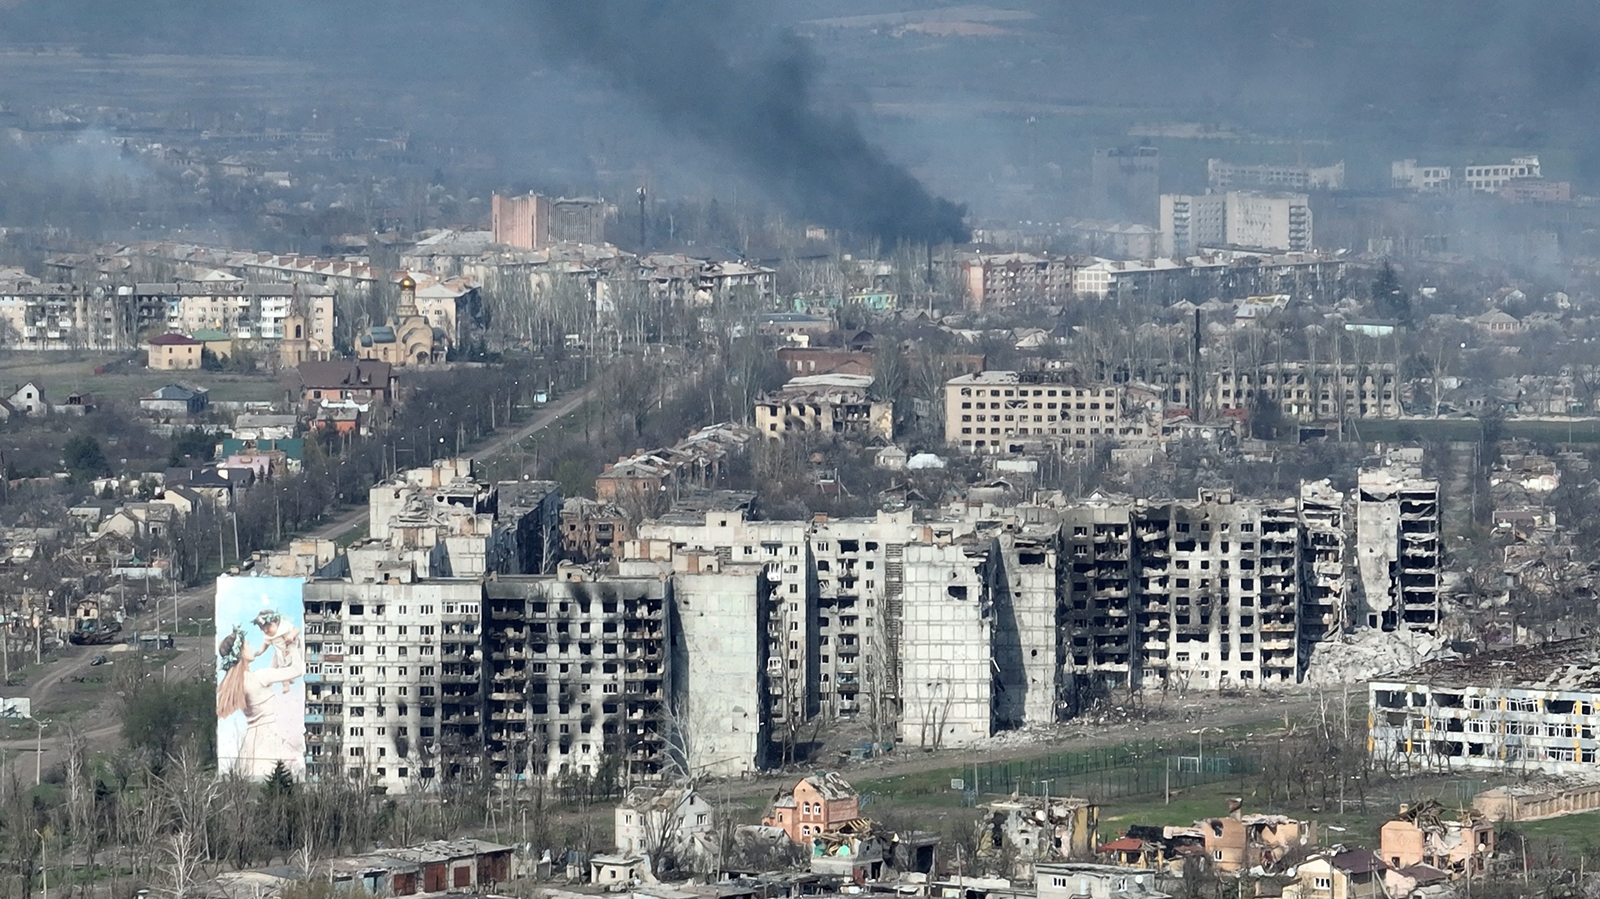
528;0;969;246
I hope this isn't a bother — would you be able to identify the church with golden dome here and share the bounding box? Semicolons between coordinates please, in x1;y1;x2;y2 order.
358;274;445;367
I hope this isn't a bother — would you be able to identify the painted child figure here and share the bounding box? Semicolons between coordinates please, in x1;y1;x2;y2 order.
252;610;302;694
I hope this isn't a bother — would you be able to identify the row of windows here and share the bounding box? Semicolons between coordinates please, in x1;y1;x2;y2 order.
960;401;1112;410
957;387;1116;398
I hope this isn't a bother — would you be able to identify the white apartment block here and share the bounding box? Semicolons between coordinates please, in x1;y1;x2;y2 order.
900;542;993;749
150;282;336;341
303;579;484;792
989;531;1060;729
1158;193;1226;256
1225;191;1313;253
0;283;124;350
1391;160;1454;191
1207;159;1345;191
945;371;1146;454
631;511;816;745
670;565;764;777
1159;191;1311;255
1392;156;1541;193
1462;156;1541;192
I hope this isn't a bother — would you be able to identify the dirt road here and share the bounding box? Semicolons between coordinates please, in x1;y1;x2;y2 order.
712;690;1326;802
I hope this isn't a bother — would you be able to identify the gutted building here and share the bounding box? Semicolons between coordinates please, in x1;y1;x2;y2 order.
1297;480;1346;662
989;530;1062;729
481;572;671;785
754;374;892;441
1369;639;1600;774
1356;464;1441;633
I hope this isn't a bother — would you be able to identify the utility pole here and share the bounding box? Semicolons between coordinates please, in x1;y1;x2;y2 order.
637;186;648;251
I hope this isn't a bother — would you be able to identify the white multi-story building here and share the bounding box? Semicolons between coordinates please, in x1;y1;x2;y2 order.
302;578;484;792
1462;156;1541;192
1160;191;1311;255
1224;191;1313;253
1391;159;1454;191
944;371;1147;454
900;542;994;749
1207;159;1344;191
1369;639;1600;774
1158;193;1226;256
1392;156;1541;193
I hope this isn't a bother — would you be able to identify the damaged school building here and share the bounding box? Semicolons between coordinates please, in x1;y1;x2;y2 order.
1368;638;1600;774
253;444;1446;791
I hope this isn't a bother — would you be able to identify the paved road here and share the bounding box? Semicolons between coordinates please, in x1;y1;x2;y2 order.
2;382;602;780
306;381;604;542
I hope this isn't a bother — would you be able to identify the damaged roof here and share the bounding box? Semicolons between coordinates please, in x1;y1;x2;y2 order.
1374;637;1600;691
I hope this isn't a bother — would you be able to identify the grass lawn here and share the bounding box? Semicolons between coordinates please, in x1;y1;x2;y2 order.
1357;418;1600;444
1510;810;1600;849
0;351;282;405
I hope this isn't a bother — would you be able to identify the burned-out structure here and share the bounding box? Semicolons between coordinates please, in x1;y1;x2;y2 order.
1297;480;1346;665
1356;458;1442;633
1058;490;1301;702
481;571;671;783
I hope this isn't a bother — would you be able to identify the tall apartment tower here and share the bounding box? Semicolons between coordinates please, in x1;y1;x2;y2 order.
1355;466;1442;633
1059;490;1301;700
1160;191;1312;255
988;530;1062;729
900;543;993;749
1091;146;1160;224
1297;480;1347;661
481;572;670;784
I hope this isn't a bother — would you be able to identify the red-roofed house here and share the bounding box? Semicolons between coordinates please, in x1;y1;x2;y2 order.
147;333;203;370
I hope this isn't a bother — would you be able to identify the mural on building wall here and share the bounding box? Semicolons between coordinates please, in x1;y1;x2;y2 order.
215;575;306;778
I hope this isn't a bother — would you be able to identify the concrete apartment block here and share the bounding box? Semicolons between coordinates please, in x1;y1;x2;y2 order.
673;567;764;777
900;543;992;749
1356;464;1441;633
481;573;670;785
302;578;486;792
989;530;1061;729
1298;479;1346;663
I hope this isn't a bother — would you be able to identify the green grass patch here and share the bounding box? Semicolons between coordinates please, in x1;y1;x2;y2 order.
1510;810;1600;848
1357;418;1600;444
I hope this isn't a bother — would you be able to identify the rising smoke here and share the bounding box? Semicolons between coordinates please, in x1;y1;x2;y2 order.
528;0;969;247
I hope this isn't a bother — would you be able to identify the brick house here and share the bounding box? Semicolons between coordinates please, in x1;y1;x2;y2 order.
763;773;860;843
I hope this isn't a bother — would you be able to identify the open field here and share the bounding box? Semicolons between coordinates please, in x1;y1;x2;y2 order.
0;351;283;405
841;717;1504;851
1357;417;1600;444
1512;810;1600;849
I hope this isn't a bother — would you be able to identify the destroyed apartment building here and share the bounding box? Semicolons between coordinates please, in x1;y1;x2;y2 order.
1355;456;1442;634
266;441;1460;789
754;373;893;441
1056;489;1305;703
1368;638;1600;774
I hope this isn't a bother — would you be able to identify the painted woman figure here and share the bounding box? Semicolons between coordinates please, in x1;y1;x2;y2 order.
216;625;306;777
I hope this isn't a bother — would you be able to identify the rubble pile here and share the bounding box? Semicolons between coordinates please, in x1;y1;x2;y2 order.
1303;629;1448;685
